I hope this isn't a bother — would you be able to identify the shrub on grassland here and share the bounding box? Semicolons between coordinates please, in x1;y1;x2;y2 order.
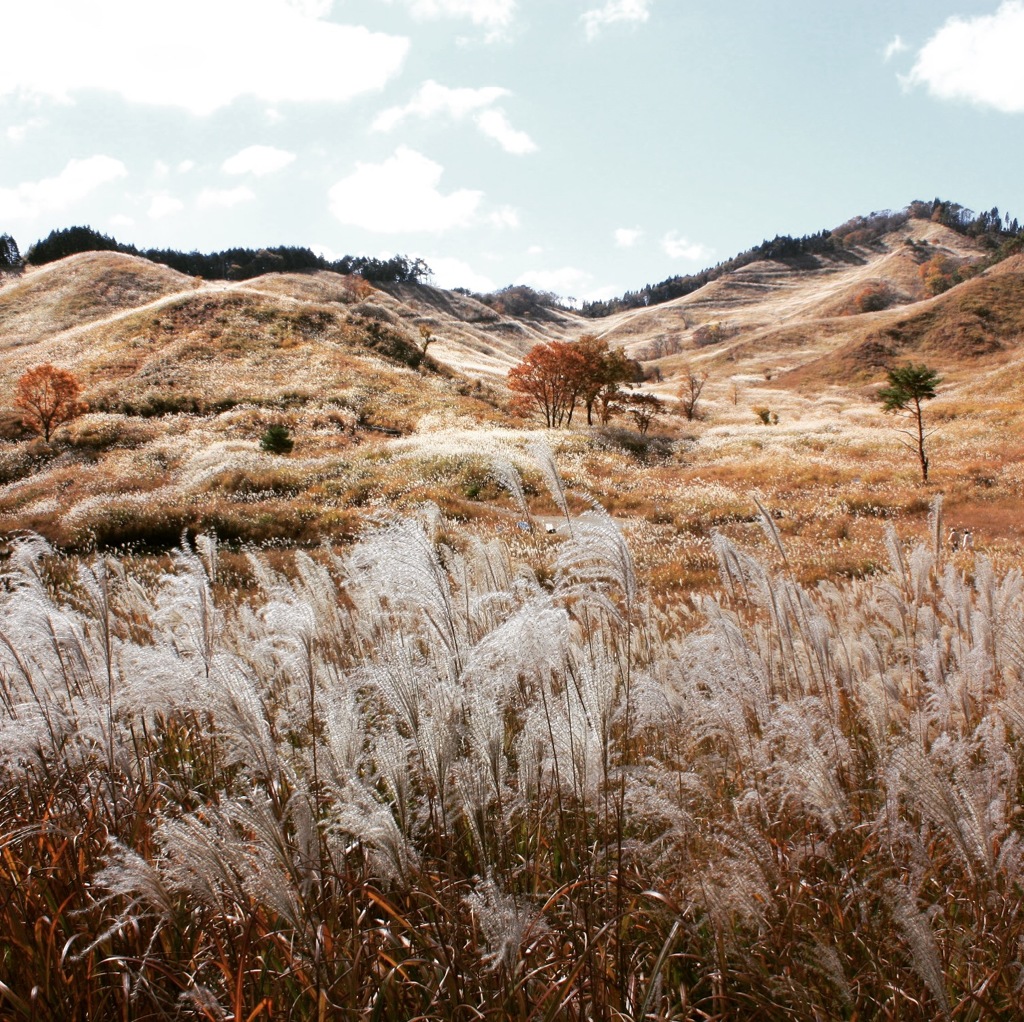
65;414;159;451
259;423;294;454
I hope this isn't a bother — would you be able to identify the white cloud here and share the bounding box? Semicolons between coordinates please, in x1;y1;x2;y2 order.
148;192;185;219
516;266;592;299
312;242;346;263
329;146;483;232
488;206;521;229
905;1;1024;113
884;34;908;61
527;244;544;255
515;266;621;304
0;155;127;221
398;0;516;34
197;186;256;209
109;213;136;229
614;227;643;248
427;256;497;292
287;0;335;15
6;118;46;143
373;80;509;131
373;80;537;154
661;230;712;262
178;160;196;174
582;0;651;40
475;108;537;154
223;145;297;176
1;1;409;115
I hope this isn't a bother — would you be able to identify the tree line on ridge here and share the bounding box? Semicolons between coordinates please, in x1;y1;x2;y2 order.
0;225;430;284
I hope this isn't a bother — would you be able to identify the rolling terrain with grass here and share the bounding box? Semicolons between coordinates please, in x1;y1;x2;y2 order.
3;206;1024;1019
2;212;1024;587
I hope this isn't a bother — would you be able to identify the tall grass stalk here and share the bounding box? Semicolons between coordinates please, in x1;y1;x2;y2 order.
2;473;1024;1018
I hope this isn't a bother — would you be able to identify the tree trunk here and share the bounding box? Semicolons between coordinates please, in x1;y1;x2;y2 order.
915;399;928;482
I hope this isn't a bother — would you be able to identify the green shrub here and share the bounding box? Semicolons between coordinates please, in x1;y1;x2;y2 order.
260;424;294;454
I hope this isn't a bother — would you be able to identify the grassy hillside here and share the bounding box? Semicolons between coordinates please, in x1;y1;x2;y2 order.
2;229;1024;592
0;251;192;344
4;217;1024;1019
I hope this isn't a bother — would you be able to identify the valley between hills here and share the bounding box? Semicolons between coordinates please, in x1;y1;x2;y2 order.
2;212;1023;593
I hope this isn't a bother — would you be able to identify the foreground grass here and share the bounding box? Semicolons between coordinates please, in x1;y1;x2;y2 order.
2;470;1024;1019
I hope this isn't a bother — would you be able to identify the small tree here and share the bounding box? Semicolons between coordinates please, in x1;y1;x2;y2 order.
677;364;709;421
417;325;435;354
507;341;589;427
0;233;21;273
622;392;664;435
260;423;294;454
15;364;85;442
878;363;941;481
596;382;624;425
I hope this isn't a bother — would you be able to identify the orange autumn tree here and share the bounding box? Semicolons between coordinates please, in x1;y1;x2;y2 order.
508;337;639;428
15;363;86;441
507;341;590;427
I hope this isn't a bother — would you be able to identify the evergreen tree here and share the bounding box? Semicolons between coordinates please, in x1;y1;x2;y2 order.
0;233;20;271
26;226;132;265
878;364;941;482
260;423;294;454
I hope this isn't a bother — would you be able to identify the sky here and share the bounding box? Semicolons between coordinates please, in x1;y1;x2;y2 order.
2;0;1024;303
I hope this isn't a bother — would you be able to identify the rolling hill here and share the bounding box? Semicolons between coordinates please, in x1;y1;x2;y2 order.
2;213;1024;585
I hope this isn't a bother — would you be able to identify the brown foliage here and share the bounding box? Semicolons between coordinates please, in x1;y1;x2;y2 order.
851;283;893;314
919;254;960;295
14;363;86;441
692;322;726;347
575;334;640;425
507;341;589;427
507;336;641;428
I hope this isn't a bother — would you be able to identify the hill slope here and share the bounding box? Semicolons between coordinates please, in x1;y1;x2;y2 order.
3;221;1024;584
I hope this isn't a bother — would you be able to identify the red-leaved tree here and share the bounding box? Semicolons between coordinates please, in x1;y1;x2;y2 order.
508;338;639;428
15;363;86;441
507;341;589;427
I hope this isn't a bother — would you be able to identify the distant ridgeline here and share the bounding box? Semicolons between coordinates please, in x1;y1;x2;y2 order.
8;225;431;284
579;199;1024;318
5;198;1024;311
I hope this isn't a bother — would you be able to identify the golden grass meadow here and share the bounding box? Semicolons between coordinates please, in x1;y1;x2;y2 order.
3;212;1024;1019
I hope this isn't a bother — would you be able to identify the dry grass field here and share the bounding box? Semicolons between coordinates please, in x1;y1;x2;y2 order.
3;221;1023;598
3;224;1024;1018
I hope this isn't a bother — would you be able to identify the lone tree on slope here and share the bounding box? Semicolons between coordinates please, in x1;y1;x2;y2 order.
15;364;86;442
507;341;589;427
260;423;295;455
878;363;941;482
677;363;709;421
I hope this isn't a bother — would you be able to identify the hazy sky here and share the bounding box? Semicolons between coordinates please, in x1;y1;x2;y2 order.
2;0;1023;300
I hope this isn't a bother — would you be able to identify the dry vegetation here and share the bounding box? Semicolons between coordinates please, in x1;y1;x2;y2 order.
3;483;1024;1019
3;226;1024;1017
2;231;1023;588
